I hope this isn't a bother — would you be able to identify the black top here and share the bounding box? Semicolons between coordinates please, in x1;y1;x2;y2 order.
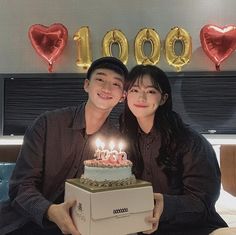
136;127;227;235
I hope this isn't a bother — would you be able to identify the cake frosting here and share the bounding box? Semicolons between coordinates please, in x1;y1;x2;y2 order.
80;141;136;187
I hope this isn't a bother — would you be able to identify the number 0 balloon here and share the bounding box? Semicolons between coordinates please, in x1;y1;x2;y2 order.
134;28;161;65
102;29;128;65
165;27;192;72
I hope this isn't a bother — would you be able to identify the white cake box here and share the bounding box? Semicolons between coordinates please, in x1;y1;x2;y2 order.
65;179;154;235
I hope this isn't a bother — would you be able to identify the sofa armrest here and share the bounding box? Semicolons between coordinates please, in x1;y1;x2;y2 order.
0;145;21;162
220;145;236;197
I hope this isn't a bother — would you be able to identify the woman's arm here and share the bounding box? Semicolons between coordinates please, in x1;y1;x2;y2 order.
160;134;222;226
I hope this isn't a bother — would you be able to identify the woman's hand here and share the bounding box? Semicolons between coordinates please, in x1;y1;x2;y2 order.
143;193;164;234
47;200;81;235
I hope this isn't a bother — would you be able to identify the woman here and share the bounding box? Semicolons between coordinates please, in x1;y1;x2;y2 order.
120;65;227;235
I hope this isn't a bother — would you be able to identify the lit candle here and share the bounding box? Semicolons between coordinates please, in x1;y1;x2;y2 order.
118;141;127;161
109;141;115;151
95;138;101;159
100;141;109;160
101;141;105;150
109;140;118;161
118;142;123;153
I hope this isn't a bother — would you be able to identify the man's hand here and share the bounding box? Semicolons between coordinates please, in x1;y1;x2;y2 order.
143;193;164;234
47;200;81;235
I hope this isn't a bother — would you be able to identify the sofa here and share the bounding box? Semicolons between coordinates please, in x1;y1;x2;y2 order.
220;145;236;197
214;145;236;231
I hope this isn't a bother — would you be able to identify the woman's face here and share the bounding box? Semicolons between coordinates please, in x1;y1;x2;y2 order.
127;75;166;120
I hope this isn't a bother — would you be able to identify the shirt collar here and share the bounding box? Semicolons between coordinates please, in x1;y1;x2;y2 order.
71;102;86;130
138;125;155;136
71;102;115;135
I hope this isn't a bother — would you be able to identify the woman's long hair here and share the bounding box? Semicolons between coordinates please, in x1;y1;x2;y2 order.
120;65;190;178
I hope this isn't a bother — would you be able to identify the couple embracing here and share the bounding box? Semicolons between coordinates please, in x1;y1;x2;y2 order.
0;57;227;235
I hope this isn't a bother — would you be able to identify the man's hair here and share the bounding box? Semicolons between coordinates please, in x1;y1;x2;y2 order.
86;57;128;80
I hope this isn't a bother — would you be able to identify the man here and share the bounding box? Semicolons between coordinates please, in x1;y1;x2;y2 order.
0;57;128;235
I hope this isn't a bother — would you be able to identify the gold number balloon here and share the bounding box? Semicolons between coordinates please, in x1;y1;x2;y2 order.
165;27;192;71
134;28;161;65
102;29;128;65
74;26;92;69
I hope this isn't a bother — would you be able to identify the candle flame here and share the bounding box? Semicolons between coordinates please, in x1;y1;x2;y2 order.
118;142;123;152
109;141;115;150
95;138;101;149
101;142;105;150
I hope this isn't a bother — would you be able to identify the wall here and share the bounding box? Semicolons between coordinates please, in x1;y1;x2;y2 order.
1;0;236;73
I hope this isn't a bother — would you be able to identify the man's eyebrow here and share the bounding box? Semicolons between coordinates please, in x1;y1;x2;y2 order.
95;71;123;82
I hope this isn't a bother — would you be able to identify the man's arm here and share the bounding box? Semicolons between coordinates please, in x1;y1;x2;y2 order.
9;115;52;227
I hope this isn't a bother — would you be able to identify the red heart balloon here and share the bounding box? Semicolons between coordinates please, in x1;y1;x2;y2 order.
29;23;68;72
200;25;236;71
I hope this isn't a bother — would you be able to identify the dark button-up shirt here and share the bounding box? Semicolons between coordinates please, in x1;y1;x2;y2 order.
1;103;119;233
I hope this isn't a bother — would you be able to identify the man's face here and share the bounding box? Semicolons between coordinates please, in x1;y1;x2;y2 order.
84;68;126;112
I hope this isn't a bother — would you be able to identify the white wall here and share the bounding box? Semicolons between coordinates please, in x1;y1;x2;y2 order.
1;0;236;73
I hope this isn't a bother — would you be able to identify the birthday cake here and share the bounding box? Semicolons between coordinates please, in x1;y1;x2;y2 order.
80;140;136;187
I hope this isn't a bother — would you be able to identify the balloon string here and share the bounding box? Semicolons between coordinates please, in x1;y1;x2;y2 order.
215;64;220;71
48;63;53;73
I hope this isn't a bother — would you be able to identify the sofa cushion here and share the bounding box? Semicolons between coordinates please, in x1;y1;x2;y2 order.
210;227;236;235
0;162;15;202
